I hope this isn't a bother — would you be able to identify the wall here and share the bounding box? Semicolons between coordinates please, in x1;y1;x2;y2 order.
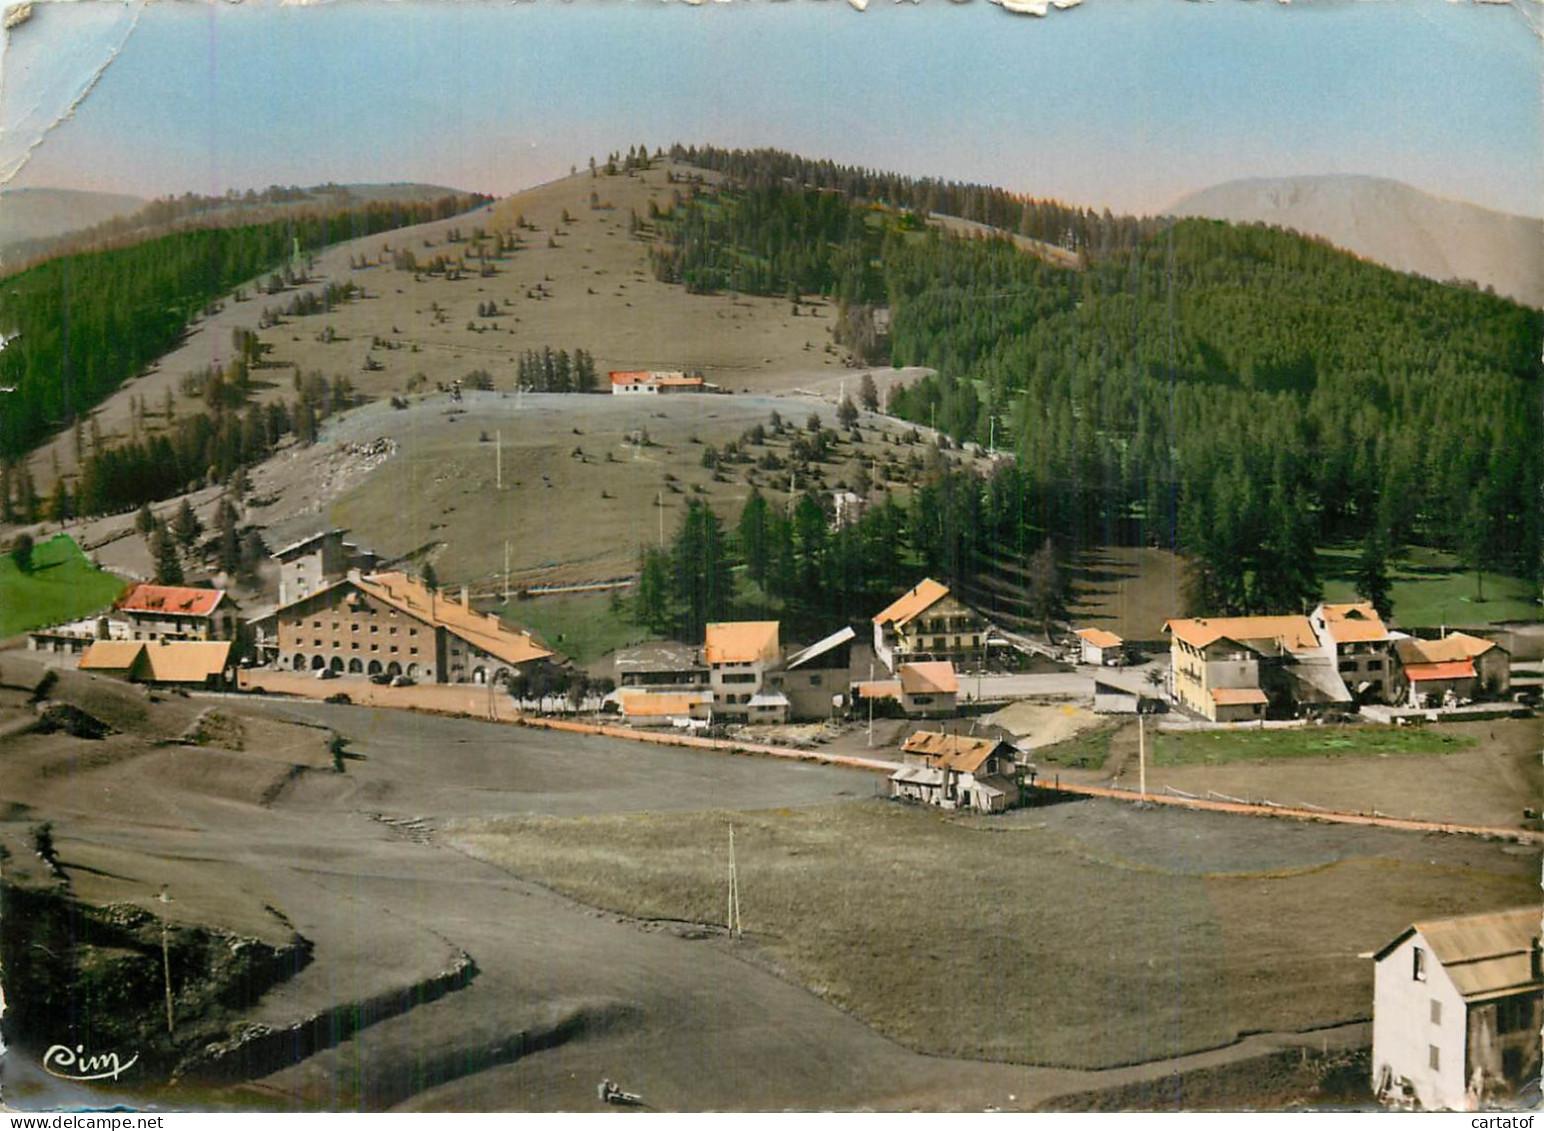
1372;932;1468;1110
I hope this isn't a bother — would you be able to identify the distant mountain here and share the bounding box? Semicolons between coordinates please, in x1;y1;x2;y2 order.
1166;175;1543;309
0;187;145;251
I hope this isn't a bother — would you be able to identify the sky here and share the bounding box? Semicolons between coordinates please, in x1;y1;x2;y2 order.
1;0;1539;218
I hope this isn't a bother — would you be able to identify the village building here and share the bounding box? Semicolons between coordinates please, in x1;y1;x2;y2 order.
29;614;132;657
1075;627;1125;667
1163;615;1349;722
80;640;233;690
1391;632;1511;707
1372;907;1541;1111
269;570;553;685
852;661;960;718
704;621;787;723
117;583;238;642
871;579;987;673
1310;602;1393;703
273;528;381;606
889;731;1020;812
612;641;709;691
608;370;714;395
766;626;855;721
616;689;714;727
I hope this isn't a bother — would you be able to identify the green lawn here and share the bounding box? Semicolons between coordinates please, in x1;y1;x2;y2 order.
488;589;653;667
1153;725;1475;767
1036;724;1117;769
1319;545;1541;629
0;534;127;637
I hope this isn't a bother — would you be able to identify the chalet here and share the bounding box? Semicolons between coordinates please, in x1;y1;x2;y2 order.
1372;907;1541;1111
889;731;1019;812
1392;632;1511;707
1075;627;1124;667
270;570;553;685
704;621;787;723
766;626;855;721
852;661;959;718
1310;602;1393;703
272;528;380;606
1164;615;1349;722
608;370;713;396
117;583;237;642
872;579;986;672
80;640;233;689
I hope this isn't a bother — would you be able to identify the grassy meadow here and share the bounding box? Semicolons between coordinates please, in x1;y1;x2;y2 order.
0;534;126;636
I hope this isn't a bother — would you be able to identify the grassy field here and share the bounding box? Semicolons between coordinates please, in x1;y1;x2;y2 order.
1319;545;1540;628
1034;724;1117;769
447;798;1534;1070
1152;725;1476;767
0;534;126;636
488;589;651;667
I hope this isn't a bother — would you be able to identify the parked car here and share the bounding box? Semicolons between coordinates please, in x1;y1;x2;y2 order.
390;675;415;688
324;692;352;705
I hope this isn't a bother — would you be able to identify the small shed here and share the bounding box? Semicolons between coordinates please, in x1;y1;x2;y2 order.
1075;627;1124;667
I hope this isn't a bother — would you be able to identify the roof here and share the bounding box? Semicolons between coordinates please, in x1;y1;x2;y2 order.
1317;603;1389;645
655;375;704;388
890;765;945;787
1396;632;1503;666
853;680;902;701
704;621;780;665
80;640;148;671
618;690;712;717
292;572;553;667
1076;627;1124;650
1210;687;1268;706
784;626;857;671
272;528;347;560
142;641;232;683
899;661;959;695
746;692;790;708
1376;908;1541;1003
1164;615;1320;655
873;579;951;628
609;370;689;387
118;583;226;619
901;731;1011;775
613;641;705;675
1403;660;1476;683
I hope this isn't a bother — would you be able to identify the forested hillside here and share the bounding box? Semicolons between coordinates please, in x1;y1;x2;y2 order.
0;193;490;462
656;149;1541;612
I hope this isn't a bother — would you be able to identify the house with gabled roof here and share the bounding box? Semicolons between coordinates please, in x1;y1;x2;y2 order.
1164;614;1348;721
118;583;238;643
1391;632;1510;707
872;578;986;673
1372;907;1542;1110
270;570;552;685
1075;627;1125;667
765;625;855;721
1310;602;1393;703
80;640;233;689
890;731;1019;812
704;621;787;723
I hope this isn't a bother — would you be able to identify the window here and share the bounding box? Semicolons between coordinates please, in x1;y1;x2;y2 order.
313;620;321;629
809;674;822;686
410;647;419;655
1413;947;1427;982
1430;999;1441;1025
1368;659;1384;671
371;625;378;634
1498;997;1532;1034
390;626;398;635
352;623;360;633
390;646;398;654
351;642;360;651
1428;1045;1440;1071
314;639;322;647
370;644;378;652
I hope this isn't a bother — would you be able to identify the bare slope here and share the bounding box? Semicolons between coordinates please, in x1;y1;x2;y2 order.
0;187;145;255
1167;175;1544;308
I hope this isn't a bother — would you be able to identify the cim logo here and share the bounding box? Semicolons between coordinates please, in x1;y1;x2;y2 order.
42;1043;139;1082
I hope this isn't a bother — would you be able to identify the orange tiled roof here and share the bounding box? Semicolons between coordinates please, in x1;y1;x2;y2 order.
118;583;225;618
854;680;902;701
351;572;554;667
618;690;711;717
1318;603;1389;644
703;621;780;665
873;579;951;628
1210;687;1268;706
80;640;147;671
142;641;232;683
899;661;959;695
1076;627;1123;650
1403;660;1476;683
1397;632;1501;666
1164;615;1319;655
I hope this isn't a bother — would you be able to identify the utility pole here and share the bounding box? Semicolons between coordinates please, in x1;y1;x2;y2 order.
727;825;742;938
496;429;502;489
159;886;175;1037
657;490;664;548
503;539;510;603
1138;712;1147;801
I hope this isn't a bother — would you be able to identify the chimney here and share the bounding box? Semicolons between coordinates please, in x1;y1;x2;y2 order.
460;585;469;608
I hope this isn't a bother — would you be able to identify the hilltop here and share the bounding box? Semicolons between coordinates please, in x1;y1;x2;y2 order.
1167;175;1544;308
0;187;145;260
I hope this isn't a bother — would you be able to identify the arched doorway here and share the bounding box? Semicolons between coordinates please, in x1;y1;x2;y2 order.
386;661;402;677
348;659;363;674
473;666;487;685
312;655;326;670
292;654;307;671
330;656;344;673
406;663;419;679
367;660;382;676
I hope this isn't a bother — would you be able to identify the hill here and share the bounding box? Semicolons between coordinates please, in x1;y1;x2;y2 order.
0;187;145;259
1166;175;1544;309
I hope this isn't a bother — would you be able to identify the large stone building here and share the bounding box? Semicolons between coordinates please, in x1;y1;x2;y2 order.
1372;907;1541;1110
270;570;552;685
272;528;381;606
872;579;986;672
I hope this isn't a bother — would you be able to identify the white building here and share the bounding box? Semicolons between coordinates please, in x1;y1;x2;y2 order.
704;621;787;723
1372;907;1542;1111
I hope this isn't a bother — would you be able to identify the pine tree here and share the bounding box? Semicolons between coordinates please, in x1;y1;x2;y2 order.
737;488;772;586
172;498;203;550
859;372;879;413
1355;528;1394;620
151;523;184;585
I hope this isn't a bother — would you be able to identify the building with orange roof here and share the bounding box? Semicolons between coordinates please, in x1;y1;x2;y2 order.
704;621;786;722
608;370;713;395
890;730;1020;812
1074;627;1125;666
871;578;986;672
617;689;714;726
117;582;238;642
1391;631;1509;707
1310;602;1394;703
1371;906;1541;1110
80;640;232;689
268;570;553;686
1163;613;1347;721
